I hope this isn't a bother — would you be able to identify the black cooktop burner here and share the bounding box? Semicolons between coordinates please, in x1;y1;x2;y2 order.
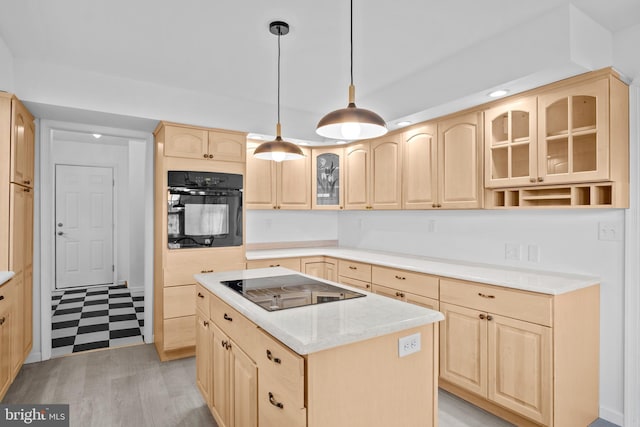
220;274;365;311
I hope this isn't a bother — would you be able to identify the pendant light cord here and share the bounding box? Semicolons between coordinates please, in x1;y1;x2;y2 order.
277;30;281;127
350;0;353;87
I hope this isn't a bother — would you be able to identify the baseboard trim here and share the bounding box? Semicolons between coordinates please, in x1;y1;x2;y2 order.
24;352;42;364
129;287;145;297
246;240;338;251
600;406;624;426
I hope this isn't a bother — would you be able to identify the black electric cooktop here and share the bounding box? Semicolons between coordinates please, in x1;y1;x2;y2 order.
220;274;365;311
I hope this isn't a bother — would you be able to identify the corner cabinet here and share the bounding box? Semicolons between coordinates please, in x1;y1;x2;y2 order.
311;147;344;210
153;121;247;362
245;140;311;210
437;111;484;209
344;135;402;210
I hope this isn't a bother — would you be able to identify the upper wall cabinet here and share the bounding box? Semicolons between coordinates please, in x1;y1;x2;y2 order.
164;124;246;162
10;100;35;188
485;97;537;188
312;147;344;210
437;112;484;209
402;123;437;209
246;141;311;210
344;135;402;210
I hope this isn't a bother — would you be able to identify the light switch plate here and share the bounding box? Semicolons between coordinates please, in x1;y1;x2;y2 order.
398;333;421;357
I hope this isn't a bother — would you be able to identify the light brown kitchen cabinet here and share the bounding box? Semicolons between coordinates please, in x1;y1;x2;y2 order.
311;147;344;210
485;97;538;188
439;278;598;427
153;121;247;362
196;313;211;406
402;123;438;209
10;100;35;188
0;280;14;400
344;135;402;210
246;141;311;210
247;257;301;272
437;111;484;209
163;124;246;162
301;257;337;282
371;266;439;310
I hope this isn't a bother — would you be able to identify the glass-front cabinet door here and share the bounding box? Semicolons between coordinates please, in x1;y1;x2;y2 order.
485;97;537;188
311;147;344;210
537;79;609;184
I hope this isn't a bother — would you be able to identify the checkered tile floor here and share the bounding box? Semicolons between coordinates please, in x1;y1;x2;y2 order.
51;284;144;358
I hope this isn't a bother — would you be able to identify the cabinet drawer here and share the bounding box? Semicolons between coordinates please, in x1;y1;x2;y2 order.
258;380;306;427
163;285;195;319
338;276;371;291
338;260;371;282
258;329;305;406
210;294;259;360
195;285;210;318
440;279;552;326
163;316;195;350
405;293;439;311
164;247;245;286
372;266;439;299
247;258;301;271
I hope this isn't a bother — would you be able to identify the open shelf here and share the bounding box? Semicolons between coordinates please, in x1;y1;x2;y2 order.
488;183;616;209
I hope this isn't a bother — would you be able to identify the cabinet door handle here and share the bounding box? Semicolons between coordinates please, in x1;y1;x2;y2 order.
197;292;205;299
208;154;214;159
268;392;284;409
0;295;4;301
529;178;536;183
348;266;357;270
395;292;405;298
266;350;282;364
394;275;406;280
24;188;30;193
203;154;208;159
366;284;371;289
223;313;233;322
487;315;493;321
478;293;495;299
537;177;544;182
0;317;4;325
24;180;31;185
269;264;280;267
203;321;209;327
221;339;227;348
479;314;486;320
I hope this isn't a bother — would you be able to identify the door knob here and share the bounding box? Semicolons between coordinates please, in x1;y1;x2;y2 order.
58;223;63;227
57;231;64;236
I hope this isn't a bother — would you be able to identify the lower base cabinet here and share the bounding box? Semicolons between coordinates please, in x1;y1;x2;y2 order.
196;284;438;427
0;281;13;399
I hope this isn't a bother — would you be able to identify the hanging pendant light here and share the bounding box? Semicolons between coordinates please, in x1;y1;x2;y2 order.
316;0;387;140
254;21;304;162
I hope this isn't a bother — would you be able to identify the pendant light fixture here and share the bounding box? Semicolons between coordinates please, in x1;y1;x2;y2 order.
254;21;304;162
316;0;387;140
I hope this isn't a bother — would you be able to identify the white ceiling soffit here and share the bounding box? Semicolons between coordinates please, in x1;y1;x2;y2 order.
3;3;623;143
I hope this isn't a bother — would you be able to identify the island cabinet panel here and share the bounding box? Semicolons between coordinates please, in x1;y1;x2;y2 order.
246;257;301;272
306;324;437;427
301;256;337;282
195;313;211;406
439;278;598;427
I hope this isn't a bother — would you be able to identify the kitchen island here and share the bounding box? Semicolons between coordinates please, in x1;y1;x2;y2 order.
194;267;444;427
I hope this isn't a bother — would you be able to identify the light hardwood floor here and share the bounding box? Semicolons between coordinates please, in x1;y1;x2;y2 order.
2;344;616;427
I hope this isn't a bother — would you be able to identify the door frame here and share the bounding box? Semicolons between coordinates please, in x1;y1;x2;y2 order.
37;120;155;362
54;163;116;289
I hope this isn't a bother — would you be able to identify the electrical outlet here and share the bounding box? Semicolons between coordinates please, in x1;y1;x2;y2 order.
398;333;421;357
427;220;436;233
505;243;521;261
527;244;540;263
598;222;621;241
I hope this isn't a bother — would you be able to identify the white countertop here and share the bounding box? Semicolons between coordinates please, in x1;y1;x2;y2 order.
195;267;444;355
246;247;599;295
0;271;14;287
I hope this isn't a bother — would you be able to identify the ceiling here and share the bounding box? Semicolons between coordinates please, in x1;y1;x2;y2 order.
1;0;639;142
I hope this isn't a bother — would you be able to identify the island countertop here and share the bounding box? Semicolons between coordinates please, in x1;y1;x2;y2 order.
0;271;14;287
195;267;444;355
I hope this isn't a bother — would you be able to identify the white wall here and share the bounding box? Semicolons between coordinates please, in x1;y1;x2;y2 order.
0;33;14;92
245;211;338;244
128;140;146;292
51;138;130;285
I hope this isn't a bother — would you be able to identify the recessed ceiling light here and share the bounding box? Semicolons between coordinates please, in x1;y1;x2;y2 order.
335;140;347;145
397;121;412;127
247;133;263;140
488;89;509;98
92;134;102;139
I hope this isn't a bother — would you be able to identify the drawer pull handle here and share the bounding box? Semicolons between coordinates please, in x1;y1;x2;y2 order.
479;314;486;320
394;275;406;280
0;317;4;325
366;284;371;289
395;292;405;298
348;266;357;270
487;315;493;321
266;350;282;364
0;295;4;301
221;340;227;348
197;293;205;299
200;269;215;273
269;264;280;267
268;392;284;409
203;321;209;327
478;293;495;299
223;313;233;322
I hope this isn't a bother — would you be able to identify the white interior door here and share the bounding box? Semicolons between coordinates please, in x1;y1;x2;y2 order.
55;165;114;288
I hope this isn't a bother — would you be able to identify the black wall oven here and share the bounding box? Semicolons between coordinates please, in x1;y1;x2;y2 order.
167;171;242;249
